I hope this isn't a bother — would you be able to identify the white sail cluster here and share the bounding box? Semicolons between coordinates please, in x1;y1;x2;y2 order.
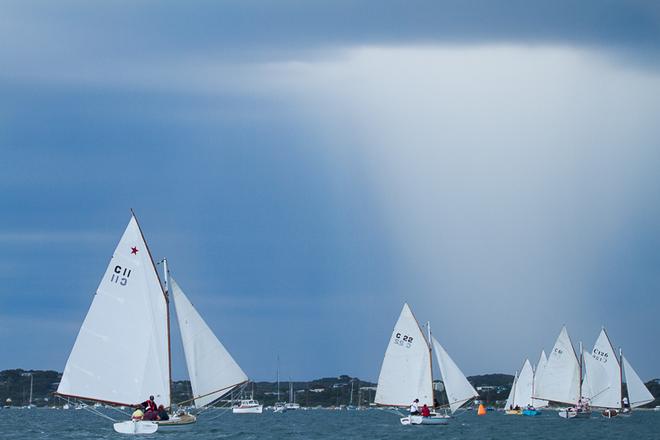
375;303;477;414
57;215;247;409
531;326;653;411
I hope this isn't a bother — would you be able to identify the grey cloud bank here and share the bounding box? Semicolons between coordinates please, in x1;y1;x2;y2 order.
0;2;659;382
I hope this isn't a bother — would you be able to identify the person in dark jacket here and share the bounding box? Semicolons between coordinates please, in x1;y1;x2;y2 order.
141;395;158;413
157;405;169;421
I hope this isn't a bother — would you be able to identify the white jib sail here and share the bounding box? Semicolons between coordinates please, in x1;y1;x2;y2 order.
533;326;580;405
584;329;620;408
513;359;534;408
622;355;654;408
171;276;248;408
505;371;517;409
532;351;549;408
431;336;479;413
375;303;433;407
57;216;170;407
582;348;609;405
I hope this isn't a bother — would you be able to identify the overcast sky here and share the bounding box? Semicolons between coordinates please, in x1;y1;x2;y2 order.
1;1;659;382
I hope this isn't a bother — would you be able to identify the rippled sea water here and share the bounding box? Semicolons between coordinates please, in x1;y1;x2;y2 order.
2;407;659;440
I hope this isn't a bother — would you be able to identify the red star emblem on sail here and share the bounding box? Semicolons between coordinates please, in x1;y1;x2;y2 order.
131;246;139;255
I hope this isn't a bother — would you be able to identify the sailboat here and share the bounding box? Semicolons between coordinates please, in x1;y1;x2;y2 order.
581;328;654;418
285;381;301;410
504;360;535;415
273;356;287;413
504;371;520;415
56;213;248;434
531;351;549;411
504;354;548;416
533;326;591;419
374;303;478;425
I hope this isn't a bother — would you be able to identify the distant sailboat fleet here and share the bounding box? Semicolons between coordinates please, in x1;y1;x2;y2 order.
52;213;657;434
531;325;654;419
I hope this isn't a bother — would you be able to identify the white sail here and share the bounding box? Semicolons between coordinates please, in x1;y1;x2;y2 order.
513;359;534;408
171;276;248;408
375;303;433;407
57;216;170;407
505;371;517;409
431;336;478;413
532;351;548;408
533;326;580;405
583;329;621;408
582;348;609;405
622;355;654;408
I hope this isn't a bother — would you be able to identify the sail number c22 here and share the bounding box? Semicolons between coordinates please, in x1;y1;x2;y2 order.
394;332;413;348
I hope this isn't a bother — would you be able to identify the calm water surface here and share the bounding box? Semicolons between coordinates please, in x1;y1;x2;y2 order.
2;407;658;440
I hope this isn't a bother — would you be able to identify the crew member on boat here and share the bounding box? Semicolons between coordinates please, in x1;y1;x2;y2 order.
141;395;158;413
409;399;420;415
157;405;169;421
132;405;144;420
143;407;158;421
421;404;431;418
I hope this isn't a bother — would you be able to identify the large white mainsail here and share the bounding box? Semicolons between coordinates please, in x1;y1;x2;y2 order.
57;215;170;407
170;276;248;408
583;329;621;409
431;336;478;413
622;355;654;408
513;359;534;408
375;303;433;407
533;326;580;405
532;351;549;408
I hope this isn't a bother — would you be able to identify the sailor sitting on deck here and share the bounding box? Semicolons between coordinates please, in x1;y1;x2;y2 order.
409;399;420;415
157;405;169;421
421;404;431;418
132;405;145;420
143;408;158;421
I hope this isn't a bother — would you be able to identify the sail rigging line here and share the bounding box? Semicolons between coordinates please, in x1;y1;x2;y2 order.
131;209;173;407
174;380;249;409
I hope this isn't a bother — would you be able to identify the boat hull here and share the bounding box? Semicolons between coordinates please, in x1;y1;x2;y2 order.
401;415;449;425
113;420;158;435
156;413;197;429
601;409;622;418
233;405;263;414
522;409;541;416
505;409;521;415
558;408;591;419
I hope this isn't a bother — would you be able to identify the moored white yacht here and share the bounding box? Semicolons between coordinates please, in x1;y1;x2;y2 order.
233;399;263;414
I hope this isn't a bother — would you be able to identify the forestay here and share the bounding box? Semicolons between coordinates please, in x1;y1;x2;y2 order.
533;326;580;405
57;216;170;407
513;359;534;408
171;276;248;408
584;329;620;409
622;355;654;408
431;336;478;413
532;351;548;409
375;303;433;407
